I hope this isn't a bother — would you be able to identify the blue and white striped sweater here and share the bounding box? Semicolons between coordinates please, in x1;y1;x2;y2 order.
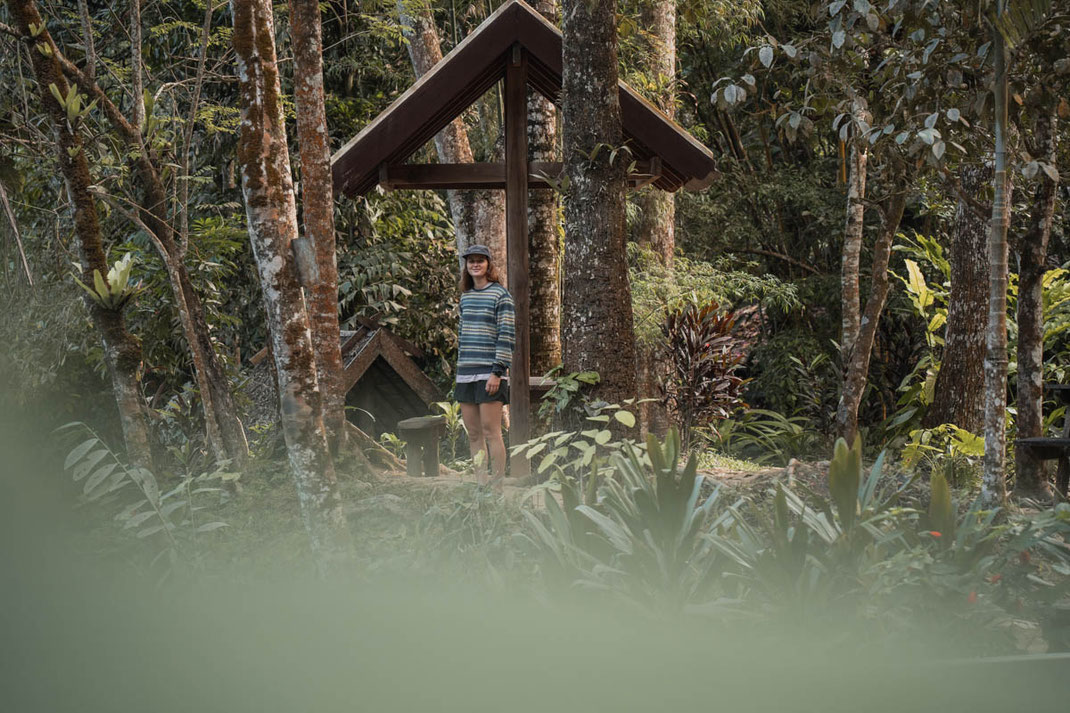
457;282;515;381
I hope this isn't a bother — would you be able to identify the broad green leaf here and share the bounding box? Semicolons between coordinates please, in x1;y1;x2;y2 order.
613;410;636;428
71;449;108;481
65;438;99;469
83;461;115;495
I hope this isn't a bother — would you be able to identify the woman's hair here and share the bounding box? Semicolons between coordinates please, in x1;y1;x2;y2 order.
459;255;501;293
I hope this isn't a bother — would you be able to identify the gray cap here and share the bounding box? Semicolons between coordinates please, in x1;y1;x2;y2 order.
461;244;492;259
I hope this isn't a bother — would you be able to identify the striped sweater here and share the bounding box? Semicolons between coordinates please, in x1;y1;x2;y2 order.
457;282;515;381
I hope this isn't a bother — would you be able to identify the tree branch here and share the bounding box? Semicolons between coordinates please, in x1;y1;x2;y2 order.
77;0;96;81
725;247;820;275
0;178;34;286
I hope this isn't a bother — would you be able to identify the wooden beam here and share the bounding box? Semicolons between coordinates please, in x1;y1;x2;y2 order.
342;330;382;392
376;160;658;191
505;44;531;480
378;162;562;190
378;331;443;406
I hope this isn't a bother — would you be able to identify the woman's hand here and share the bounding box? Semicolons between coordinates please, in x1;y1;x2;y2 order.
485;374;501;396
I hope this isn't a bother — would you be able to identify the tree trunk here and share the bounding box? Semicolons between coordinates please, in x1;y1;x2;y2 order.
924;165;989;433
561;0;638;410
527;0;561;376
983;28;1010;508
633;0;676;437
129;0;144;135
834;185;908;443
840;138;868;360
1014;105;1058;498
7;0;154;469
290;0;347;453
233;0;350;571
396;1;506;277
634;0;676;268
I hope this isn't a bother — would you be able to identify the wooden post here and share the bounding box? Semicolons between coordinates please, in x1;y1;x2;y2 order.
505;44;531;480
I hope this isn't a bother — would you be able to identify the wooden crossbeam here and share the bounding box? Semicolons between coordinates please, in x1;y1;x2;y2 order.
378;160;662;191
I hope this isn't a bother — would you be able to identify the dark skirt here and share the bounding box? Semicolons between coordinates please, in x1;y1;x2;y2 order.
454;379;509;405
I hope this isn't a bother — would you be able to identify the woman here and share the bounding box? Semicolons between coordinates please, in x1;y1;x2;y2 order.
455;244;515;486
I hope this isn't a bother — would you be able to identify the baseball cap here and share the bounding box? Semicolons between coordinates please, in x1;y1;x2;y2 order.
461;244;492;259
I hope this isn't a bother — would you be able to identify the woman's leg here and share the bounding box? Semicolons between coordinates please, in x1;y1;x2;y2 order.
460;402;487;481
478;400;506;484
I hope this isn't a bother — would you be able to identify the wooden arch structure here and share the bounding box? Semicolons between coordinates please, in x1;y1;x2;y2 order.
331;0;717;475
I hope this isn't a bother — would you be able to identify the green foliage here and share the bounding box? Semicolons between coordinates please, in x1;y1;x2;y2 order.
828;435;862;530
629;243;800;347
514;398;641;482
704;409;816;466
59;423;233;578
335;191;457;378
522;425;1070;635
901;423;985;488
888;235;1070;441
521;428;724;608
535;368;601;424
431;400;466;464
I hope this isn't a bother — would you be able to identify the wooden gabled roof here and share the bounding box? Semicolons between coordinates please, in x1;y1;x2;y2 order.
331;0;717;197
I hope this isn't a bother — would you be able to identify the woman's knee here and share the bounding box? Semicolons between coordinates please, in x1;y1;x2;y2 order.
481;423;503;443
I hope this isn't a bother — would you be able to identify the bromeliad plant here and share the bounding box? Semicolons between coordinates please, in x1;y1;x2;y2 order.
72;252;142;311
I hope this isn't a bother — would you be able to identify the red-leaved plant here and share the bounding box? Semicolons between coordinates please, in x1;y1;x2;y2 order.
660;301;747;448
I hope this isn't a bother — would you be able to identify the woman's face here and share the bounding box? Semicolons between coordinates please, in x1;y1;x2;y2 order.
466;255;488;278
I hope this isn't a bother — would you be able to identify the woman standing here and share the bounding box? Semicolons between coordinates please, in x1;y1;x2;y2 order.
455;244;515;486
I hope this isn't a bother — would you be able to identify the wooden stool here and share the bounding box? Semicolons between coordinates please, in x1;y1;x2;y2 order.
397;415;447;478
1016;383;1070;497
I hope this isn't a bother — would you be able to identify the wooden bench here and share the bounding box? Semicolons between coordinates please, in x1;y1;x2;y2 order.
1015;383;1070;496
397;415;447;478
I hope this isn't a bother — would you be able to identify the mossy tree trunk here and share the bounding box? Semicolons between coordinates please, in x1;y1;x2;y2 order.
290;0;347;453
634;0;676;436
232;0;350;572
561;0;638;411
924;165;989;434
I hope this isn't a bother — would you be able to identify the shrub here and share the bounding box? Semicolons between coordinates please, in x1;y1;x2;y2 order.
660;300;747;448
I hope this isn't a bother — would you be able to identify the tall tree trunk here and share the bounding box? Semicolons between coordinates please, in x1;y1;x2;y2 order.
129;0;144;134
840;137;868;360
924;165;989;433
634;0;676;267
634;0;676;436
1014;105;1058;498
7;0;153;469
527;0;561;376
983;26;1011;508
290;0;347;453
561;0;638;411
233;0;350;571
834;184;908;443
55;19;249;468
396;1;506;277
